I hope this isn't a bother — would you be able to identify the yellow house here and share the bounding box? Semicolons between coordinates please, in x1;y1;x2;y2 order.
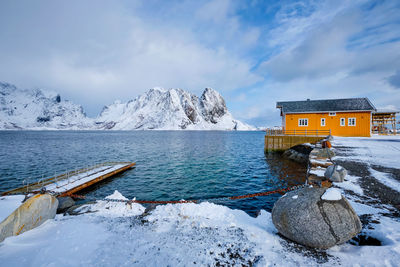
276;98;376;137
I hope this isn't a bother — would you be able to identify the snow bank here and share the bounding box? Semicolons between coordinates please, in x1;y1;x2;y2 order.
0;195;25;222
75;190;145;217
1;190;400;266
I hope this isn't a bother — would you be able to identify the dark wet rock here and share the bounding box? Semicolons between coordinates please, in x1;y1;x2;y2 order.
283;149;309;163
324;165;347;183
272;187;361;249
350;234;382;246
57;197;75;213
291;144;314;155
310;148;335;159
283;144;313;164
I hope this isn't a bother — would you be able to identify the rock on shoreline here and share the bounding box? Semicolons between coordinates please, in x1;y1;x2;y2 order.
272;187;361;249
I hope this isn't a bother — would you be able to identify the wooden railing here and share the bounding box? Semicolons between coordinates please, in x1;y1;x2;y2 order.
266;129;331;136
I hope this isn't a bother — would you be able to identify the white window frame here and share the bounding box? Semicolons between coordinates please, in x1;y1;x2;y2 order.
329;112;336;116
340;118;346;126
348;117;356;126
298;118;308;127
321;118;326;127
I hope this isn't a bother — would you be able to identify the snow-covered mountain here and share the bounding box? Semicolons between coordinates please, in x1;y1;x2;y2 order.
96;87;254;130
0;82;92;129
0;82;254;130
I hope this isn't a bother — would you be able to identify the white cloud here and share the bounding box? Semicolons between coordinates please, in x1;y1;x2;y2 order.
0;0;262;116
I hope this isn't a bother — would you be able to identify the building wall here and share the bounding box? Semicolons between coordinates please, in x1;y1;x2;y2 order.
284;111;371;137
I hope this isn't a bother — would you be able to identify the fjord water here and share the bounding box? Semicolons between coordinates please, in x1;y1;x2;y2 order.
0;131;306;216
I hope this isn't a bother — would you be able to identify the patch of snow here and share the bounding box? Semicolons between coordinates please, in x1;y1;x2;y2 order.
348;200;387;216
105;190;128;200
0;195;25;222
328;215;400;266
75;191;144;218
292;195;298;199
368;167;400;193
309;166;326;177
332;136;400;170
321;188;342;201
0;215;110;266
333;175;364;195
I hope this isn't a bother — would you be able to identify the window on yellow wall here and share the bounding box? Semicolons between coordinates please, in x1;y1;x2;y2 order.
348;118;356;126
321;118;326;126
298;118;308;126
340;118;345;126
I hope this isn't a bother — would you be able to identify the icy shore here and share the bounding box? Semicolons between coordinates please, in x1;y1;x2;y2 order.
1;136;400;266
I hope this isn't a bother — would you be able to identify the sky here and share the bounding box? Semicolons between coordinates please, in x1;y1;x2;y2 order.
0;0;399;127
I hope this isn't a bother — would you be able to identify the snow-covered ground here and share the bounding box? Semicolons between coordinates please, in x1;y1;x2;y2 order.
332;135;400;169
332;135;400;193
1;136;400;266
0;195;25;222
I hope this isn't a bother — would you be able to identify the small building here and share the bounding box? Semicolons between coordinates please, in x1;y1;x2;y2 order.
276;98;376;137
372;109;399;135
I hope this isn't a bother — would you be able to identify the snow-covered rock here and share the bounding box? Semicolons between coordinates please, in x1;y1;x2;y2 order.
0;82;254;131
95;87;255;130
272;187;361;249
0;82;92;129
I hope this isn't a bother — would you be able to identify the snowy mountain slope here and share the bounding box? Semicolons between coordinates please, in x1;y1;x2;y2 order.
0;82;92;129
96;87;254;130
0;82;254;130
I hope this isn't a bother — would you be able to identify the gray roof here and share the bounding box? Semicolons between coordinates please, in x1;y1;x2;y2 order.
277;98;376;114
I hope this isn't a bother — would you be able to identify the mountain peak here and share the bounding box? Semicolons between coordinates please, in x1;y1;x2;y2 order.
97;87;253;130
0;82;254;131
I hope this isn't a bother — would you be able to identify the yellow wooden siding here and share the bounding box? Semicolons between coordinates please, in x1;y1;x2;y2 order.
284;111;371;137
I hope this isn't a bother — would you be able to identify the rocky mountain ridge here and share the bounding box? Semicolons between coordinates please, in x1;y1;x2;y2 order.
0;82;254;130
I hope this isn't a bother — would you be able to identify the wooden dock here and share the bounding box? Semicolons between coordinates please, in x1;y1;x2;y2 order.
1;162;135;197
265;129;329;152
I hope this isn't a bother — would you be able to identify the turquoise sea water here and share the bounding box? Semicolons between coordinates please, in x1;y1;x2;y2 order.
0;131;306;216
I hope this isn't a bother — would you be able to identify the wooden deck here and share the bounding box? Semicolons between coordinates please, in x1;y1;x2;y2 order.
1;162;135;197
265;129;329;152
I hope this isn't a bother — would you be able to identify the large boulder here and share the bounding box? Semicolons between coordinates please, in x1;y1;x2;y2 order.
272;187;361;249
325;165;347;183
0;194;58;242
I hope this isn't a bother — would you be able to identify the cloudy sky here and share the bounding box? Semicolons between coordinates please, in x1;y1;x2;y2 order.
0;0;399;126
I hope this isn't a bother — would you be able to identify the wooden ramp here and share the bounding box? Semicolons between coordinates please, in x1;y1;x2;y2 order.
1;162;135;197
265;129;329;152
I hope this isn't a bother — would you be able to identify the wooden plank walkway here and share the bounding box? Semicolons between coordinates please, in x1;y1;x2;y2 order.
1;162;135;197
